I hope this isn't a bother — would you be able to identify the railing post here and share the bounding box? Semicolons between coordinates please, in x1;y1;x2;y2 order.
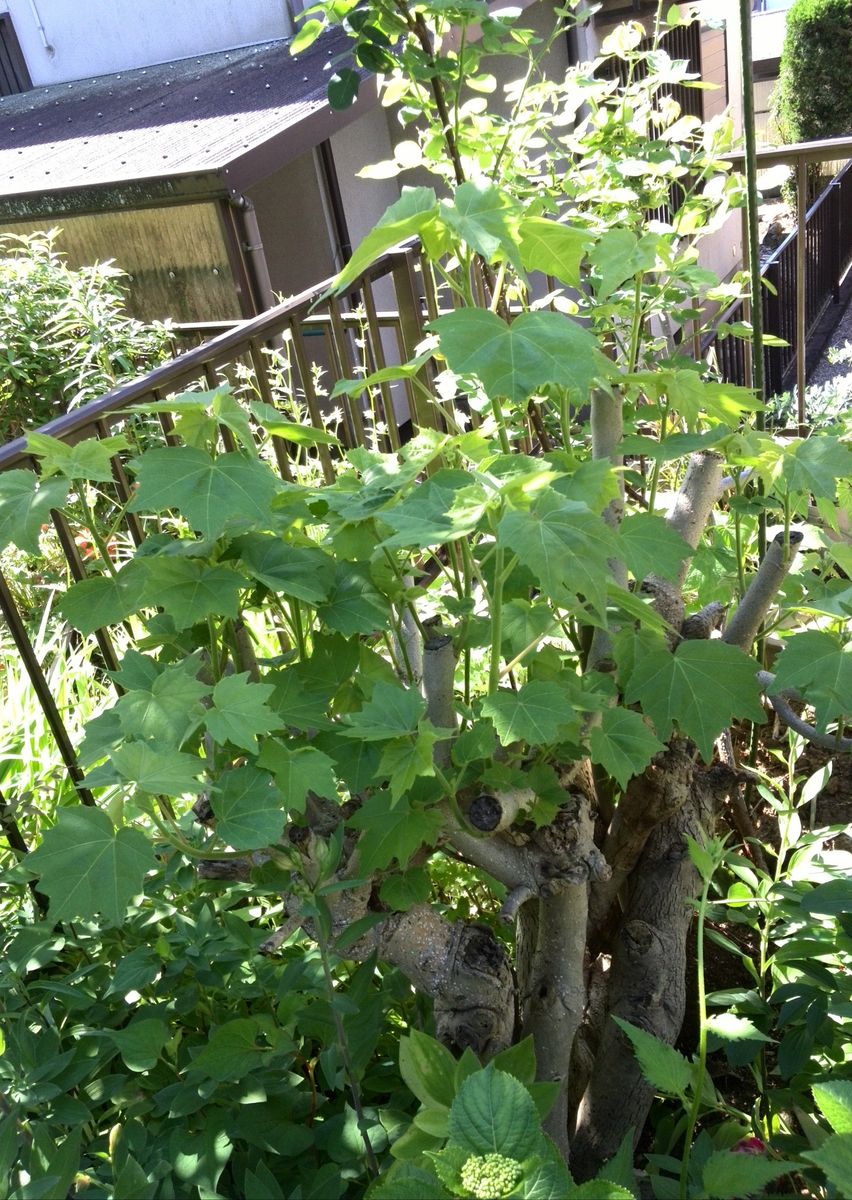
795;157;808;435
832;178;843;303
764;259;782;399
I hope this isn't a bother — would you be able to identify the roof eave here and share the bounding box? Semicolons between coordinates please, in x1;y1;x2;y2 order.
0;168;230;222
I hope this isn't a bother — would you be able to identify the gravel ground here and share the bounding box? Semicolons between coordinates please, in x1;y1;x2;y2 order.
809;287;852;396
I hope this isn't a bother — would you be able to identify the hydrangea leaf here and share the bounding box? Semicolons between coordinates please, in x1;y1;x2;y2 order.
482;681;579;748
129;446;281;538
26;807;154;926
210;766;285;850
348;794;442;872
589;707;665;790
206;673;279;752
625;640;764;760
432;308;614;403
448;1065;539;1159
0;470;69;554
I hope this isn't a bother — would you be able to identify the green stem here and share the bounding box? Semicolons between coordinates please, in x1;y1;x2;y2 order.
491;395;512;453
78;495;119;578
489;545;505;693
627;274;645;373
290;599;307;661
679;867;713;1200
647;399;670;512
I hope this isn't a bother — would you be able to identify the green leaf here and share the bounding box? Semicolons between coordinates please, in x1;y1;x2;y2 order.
348;793;442;872
106;1017;169;1072
27;431;129;482
206;673;278;752
518;216;592;288
189;1017;289;1082
341;682;426;741
234;533;336;604
380;469;489;548
611;1018;691;1097
801;878;852;915
129;447;280;538
328;67;360;111
290;16;324;54
704;1014;772;1043
589;229;657;300
137;555;247;631
701;1149;792;1199
115;658;209;747
781;435;851;500
399;1029;458;1109
482;681;578;747
57;558;152;634
440;180;522;267
26;808;154;925
250;401;341;446
589;707;665;790
618;513;690;583
432;309;614;403
771;631;852;731
110;742;206;796
378;729;439;804
448;1064;539;1158
379;867;431;912
570;1182;634;1200
625;640;764;760
499;492;618;619
332;187;438;293
317;563;389;634
0;470;69;554
813;1082;852;1135
210;766;285;851
490;1036;537;1087
256;742;338;814
112;1155;156;1200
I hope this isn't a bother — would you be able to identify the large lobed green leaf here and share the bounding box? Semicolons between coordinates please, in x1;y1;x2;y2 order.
0;470;69;555
26;807;154;926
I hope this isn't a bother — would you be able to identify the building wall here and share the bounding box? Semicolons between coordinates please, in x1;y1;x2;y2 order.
0;0;291;86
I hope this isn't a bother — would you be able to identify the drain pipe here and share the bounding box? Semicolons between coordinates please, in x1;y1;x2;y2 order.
27;0;54;54
228;194;277;314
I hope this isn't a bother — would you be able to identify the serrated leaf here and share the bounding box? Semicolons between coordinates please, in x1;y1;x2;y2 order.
625;640;765;760
813;1082;852;1135
781;435;851;500
206;673;279;752
618;513;690;583
440;180;522;268
380;469;489;548
129;446;280;538
57;558;152;634
771;631;852;732
332;187;438;293
518;216;592;288
482;681;578;747
317;563;389;634
589;229;657;301
432;309;614;403
26;808;154;925
570;1182;633;1200
701;1149;792;1199
234;533;336;604
399;1029;458;1109
499;493;618;618
210;766;285;850
490;1036;537;1086
612;1018;691;1097
256;742;338;814
448;1064;539;1158
115;658;209;747
704;1014;772;1043
27;432;129;482
379;867;431;912
589;707;665;790
0;470;69;554
110;742;206;795
379;730;438;803
348;794;442;872
341;682;425;741
136;556;246;630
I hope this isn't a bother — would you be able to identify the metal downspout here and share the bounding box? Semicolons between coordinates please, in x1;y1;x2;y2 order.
228;194;277;315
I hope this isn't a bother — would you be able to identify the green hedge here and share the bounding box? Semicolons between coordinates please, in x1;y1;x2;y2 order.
772;0;852;145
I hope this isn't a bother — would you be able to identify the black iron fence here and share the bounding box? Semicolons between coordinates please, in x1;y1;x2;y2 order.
706;157;852;397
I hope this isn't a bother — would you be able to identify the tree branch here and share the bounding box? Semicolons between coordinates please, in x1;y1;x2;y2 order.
723;530;803;652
